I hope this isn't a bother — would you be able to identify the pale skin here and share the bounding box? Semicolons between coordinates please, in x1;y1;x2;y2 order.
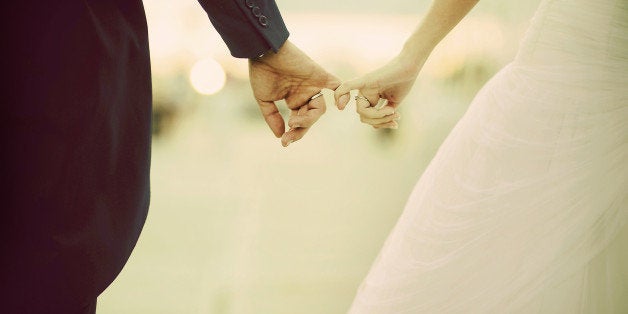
334;0;481;128
249;40;340;147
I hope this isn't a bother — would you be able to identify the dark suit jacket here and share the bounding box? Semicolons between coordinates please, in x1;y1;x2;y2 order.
1;0;288;312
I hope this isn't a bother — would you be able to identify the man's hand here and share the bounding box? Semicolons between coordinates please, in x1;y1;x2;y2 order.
249;40;340;147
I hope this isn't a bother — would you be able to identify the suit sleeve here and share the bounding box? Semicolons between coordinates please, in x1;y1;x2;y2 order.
197;0;289;58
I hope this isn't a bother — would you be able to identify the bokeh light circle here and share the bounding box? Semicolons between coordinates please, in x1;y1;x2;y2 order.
189;58;227;95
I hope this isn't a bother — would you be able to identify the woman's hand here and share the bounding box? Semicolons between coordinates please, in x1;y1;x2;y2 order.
334;0;479;129
354;92;401;129
334;53;424;129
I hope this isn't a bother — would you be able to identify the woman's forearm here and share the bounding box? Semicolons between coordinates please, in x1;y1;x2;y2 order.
400;0;480;67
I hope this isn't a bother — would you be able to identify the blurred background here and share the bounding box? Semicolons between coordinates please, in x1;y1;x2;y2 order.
99;0;541;313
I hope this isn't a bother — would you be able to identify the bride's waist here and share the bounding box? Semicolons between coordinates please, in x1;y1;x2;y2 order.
515;0;627;68
507;63;626;89
513;48;627;73
499;63;627;99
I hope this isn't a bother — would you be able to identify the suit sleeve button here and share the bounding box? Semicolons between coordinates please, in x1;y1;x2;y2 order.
252;6;262;17
259;15;268;27
245;0;254;8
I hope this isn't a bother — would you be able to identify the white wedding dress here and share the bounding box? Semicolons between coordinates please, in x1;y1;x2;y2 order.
349;0;628;313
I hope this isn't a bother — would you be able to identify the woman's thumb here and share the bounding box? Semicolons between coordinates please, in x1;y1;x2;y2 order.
334;79;362;110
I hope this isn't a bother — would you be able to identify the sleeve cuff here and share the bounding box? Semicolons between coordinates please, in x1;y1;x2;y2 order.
198;0;290;59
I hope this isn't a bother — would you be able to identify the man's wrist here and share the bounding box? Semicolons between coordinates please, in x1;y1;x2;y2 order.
251;50;270;61
251;40;290;64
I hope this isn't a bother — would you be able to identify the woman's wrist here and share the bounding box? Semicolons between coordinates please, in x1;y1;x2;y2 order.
398;39;431;73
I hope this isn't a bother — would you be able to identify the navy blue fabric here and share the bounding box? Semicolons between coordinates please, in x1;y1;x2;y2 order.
198;0;290;57
0;0;287;312
1;1;152;312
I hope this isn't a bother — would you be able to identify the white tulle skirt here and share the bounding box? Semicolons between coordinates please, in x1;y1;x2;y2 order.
349;0;628;313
